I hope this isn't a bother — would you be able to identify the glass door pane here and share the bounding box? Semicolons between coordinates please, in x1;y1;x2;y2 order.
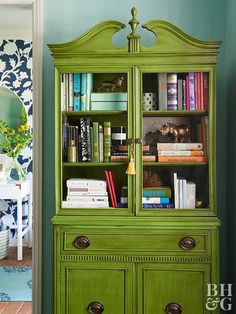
138;71;210;215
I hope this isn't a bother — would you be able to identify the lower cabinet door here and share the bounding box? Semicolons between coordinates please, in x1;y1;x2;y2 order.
60;261;133;314
137;263;211;314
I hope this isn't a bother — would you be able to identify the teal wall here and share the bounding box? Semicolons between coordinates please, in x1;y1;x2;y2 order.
43;0;227;312
225;0;236;305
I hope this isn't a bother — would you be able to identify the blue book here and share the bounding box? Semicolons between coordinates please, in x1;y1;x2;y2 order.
81;73;87;111
86;73;93;111
142;197;170;204
73;73;81;111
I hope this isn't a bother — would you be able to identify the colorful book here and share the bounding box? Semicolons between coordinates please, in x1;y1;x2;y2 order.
92;122;99;162
203;72;209;110
104;170;118;207
142;197;170;204
79;118;91;162
99;124;104;162
109;171;118;207
158;156;208;162
143;187;171;198
143;203;174;209
68;73;74;111
158;150;204;156
86;73;93;110
157;143;203;151
158;73;167;110
80;73;87;111
104;121;111;162
73;73;81;111
188;72;195;110
167;73;178;110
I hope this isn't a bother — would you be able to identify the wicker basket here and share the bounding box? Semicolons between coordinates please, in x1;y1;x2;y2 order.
0;227;10;259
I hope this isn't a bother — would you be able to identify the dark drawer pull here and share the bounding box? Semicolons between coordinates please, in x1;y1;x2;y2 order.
179;236;196;250
165;302;182;314
88;301;104;314
73;235;90;249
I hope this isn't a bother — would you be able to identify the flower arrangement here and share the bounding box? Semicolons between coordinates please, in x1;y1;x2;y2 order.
0;107;32;159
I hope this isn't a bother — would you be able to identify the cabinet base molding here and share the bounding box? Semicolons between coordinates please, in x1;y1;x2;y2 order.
60;254;211;263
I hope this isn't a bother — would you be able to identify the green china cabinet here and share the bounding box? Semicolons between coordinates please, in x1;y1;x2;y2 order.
49;8;221;314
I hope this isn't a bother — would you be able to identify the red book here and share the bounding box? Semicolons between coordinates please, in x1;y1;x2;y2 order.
203;72;209;110
185;75;190;110
108;170;118;207
104;170;115;207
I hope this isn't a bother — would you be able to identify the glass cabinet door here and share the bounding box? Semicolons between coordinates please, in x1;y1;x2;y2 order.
136;68;213;216
57;68;135;215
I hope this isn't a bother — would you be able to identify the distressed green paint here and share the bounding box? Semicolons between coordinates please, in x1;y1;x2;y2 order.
48;8;221;314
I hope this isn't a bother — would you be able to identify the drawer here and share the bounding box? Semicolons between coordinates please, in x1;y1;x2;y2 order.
61;228;211;255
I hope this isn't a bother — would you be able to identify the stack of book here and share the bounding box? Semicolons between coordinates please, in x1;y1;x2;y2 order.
157;143;208;162
62;178;109;208
110;145;156;162
63;119;111;163
158;72;208;111
90;93;128;111
142;186;173;209
173;173;196;209
61;73;93;111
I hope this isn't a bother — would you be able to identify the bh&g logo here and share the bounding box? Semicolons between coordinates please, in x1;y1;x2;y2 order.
206;284;233;311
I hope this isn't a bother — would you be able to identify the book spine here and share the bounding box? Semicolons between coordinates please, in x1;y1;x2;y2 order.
105;170;114;207
182;78;186;110
177;78;183;110
158;73;167;110
64;73;69;111
173;173;179;209
73;73;81;111
143;189;171;198
158;156;208;162
62;201;109;208
92;122;99;163
86;73;93;111
182;179;187;208
67;179;106;188
81;73;87;111
80;118;89;161
109;171;118;207
66;195;109;202
143;203;174;209
185;74;190;110
142;155;156;162
91;102;127;111
167;73;178;110
158;150;204;156
99;124;104;162
157;143;203;150
203;72;209;110
60;73;65;111
188;72;195;110
104;121;111;162
186;182;196;208
110;155;128;162
68;73;74;111
142;197;170;204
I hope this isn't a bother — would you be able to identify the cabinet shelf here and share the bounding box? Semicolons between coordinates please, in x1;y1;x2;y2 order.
143;110;208;116
62;162;127;167
143;162;208;166
63;110;127;116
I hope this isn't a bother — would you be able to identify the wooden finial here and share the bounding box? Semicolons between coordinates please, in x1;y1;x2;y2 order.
128;7;140;52
129;7;139;37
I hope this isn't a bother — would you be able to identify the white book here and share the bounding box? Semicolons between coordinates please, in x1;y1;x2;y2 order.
185;181;196;208
173;173;179;209
67;187;107;195
157;143;203;151
62;200;109;208
66;195;109;202
179;179;183;208
67;178;107;188
182;179;187;208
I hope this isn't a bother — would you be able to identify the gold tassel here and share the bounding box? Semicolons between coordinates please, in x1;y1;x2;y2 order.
126;156;136;175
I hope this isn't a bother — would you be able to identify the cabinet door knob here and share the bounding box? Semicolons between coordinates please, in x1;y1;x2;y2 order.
87;301;104;314
73;235;90;249
179;236;196;250
165;302;182;314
